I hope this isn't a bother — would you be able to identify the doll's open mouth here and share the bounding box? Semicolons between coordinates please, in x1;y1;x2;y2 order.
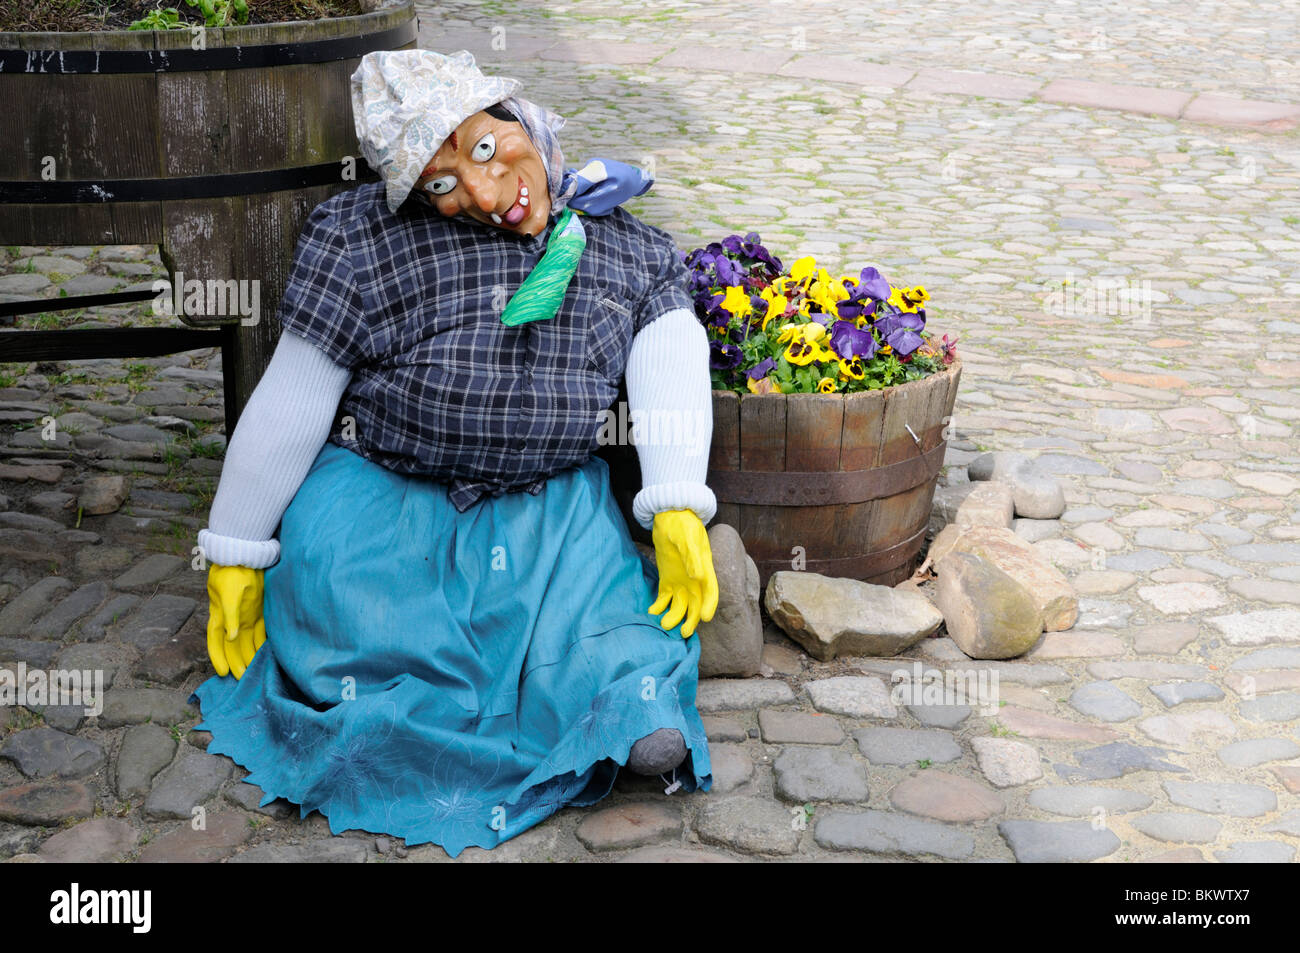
490;177;529;226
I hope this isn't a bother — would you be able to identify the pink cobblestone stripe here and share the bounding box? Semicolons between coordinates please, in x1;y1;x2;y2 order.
1038;78;1193;118
906;68;1043;101
778;55;915;88
1182;93;1300;131
656;44;794;75
539;40;669;66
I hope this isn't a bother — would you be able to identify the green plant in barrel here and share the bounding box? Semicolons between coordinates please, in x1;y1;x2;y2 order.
130;0;249;30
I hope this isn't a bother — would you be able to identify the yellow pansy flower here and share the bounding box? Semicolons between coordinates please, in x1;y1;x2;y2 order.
887;285;929;314
887;287;913;313
761;293;788;330
785;340;818;366
802;322;828;344
839;357;866;380
776;323;800;345
721;285;752;318
816;377;838;394
790;256;817;288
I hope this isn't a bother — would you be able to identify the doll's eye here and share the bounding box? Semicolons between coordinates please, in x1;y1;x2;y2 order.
471;133;496;161
425;175;457;195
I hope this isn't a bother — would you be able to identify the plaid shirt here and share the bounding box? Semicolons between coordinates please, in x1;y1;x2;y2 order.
276;182;694;511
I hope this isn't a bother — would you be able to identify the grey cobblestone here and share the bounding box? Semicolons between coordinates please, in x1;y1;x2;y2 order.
998;820;1120;863
1130;812;1223;844
815;810;975;859
1163;781;1277;818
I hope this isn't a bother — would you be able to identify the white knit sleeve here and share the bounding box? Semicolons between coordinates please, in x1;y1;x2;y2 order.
626;307;717;529
196;330;352;569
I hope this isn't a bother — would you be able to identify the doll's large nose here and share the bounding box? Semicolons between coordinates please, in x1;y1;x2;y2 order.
460;165;504;214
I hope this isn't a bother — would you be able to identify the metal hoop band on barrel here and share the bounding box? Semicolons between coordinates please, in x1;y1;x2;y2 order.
0;163;381;204
706;440;947;507
0;18;417;74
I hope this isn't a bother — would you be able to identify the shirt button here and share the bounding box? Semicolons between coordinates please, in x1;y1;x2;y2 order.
516;438;527;450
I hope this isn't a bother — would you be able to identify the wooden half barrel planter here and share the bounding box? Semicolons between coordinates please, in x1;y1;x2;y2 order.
605;358;961;588
0;3;417;429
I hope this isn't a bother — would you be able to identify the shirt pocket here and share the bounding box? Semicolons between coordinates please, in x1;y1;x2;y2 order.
583;287;636;383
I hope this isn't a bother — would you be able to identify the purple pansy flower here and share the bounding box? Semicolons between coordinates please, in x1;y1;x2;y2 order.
747;356;776;380
714;255;740;286
858;266;891;301
830;320;879;360
882;311;925;357
709;340;744;370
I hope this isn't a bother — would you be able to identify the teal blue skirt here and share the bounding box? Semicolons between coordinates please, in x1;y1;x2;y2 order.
189;442;711;858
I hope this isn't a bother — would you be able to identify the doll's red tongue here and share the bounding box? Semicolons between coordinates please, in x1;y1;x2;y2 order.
505;202;527;225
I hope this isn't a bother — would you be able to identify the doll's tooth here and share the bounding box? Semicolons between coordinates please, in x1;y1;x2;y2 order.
490;212;502;224
519;197;529;207
520;186;529;196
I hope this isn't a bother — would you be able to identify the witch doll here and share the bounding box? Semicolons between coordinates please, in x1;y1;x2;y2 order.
188;49;719;857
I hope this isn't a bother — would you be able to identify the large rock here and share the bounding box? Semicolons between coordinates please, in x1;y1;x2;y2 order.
935;552;1044;659
765;571;942;661
953;481;1014;529
696;525;762;677
1009;466;1066;520
968;453;1065;519
931;484;978;525
939;526;1077;631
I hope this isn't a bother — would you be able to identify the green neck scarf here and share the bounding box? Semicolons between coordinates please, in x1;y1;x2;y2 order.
499;206;587;328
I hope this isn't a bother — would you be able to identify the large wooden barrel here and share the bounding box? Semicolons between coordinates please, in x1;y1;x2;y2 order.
603;358;961;587
0;3;418;428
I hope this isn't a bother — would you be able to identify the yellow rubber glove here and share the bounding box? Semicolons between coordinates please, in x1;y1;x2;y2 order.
206;562;267;679
647;509;719;638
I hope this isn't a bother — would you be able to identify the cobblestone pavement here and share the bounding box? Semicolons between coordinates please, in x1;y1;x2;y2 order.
1;2;1299;862
422;0;1300;103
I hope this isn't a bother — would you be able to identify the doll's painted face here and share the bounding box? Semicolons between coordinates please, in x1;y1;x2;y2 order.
414;107;552;237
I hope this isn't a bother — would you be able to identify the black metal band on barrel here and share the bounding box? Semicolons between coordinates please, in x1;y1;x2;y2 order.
0;162;381;204
754;524;929;579
707;440;947;506
0;19;417;74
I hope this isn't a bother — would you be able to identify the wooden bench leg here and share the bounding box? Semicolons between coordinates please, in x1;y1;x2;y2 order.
220;323;241;437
